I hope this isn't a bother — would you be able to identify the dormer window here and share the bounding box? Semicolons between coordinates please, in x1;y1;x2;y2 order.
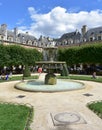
91;32;94;35
90;37;95;41
22;36;24;39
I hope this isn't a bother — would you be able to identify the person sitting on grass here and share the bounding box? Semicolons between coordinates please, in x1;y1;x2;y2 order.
5;74;9;80
92;72;96;79
1;73;6;80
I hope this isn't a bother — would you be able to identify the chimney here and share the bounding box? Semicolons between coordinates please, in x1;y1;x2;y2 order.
1;24;7;40
14;27;18;36
1;24;7;29
26;32;28;34
81;25;87;36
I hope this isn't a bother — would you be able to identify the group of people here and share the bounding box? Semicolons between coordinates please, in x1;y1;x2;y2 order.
0;72;12;80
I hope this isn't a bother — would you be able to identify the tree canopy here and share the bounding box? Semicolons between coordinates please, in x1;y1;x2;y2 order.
58;43;102;65
0;44;42;67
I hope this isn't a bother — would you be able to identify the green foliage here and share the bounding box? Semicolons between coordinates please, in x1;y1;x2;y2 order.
23;64;31;77
6;45;25;66
58;47;80;65
0;45;10;67
23;48;42;66
0;44;42;67
77;44;102;64
61;64;69;76
58;43;102;65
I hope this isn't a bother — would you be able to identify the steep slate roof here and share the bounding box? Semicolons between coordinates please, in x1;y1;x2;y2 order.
84;26;102;38
0;28;5;35
7;30;14;37
59;31;82;41
0;30;4;35
18;33;37;41
39;37;49;42
38;37;50;46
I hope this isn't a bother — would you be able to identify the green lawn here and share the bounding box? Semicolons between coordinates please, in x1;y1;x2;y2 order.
58;75;102;83
0;75;39;82
3;74;102;83
87;101;102;118
0;103;33;130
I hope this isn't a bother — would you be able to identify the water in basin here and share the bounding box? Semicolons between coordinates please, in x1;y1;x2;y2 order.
15;79;85;92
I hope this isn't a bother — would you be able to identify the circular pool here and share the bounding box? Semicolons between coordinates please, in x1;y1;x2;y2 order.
15;79;85;92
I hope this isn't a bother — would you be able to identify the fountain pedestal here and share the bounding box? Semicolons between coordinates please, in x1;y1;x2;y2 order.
45;73;57;85
36;61;68;85
36;46;69;85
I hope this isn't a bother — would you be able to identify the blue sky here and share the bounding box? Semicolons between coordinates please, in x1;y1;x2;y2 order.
0;0;102;38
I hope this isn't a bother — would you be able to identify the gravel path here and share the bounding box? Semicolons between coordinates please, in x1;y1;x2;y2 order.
0;75;102;130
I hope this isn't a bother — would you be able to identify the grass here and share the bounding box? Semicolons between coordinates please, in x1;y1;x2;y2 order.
0;75;39;82
0;103;33;130
87;101;102;118
57;75;102;83
2;74;102;83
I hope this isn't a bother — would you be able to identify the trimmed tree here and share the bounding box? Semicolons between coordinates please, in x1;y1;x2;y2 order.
23;64;31;77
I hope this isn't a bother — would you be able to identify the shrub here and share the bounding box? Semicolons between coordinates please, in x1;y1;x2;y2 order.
23;65;31;77
61;64;69;76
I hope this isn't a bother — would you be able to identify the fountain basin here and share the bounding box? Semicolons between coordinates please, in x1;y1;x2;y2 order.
15;79;85;92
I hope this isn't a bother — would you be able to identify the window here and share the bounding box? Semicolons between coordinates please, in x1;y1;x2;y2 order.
1;36;3;40
8;37;13;41
99;31;102;34
90;37;93;41
91;32;94;35
22;36;24;39
98;36;101;40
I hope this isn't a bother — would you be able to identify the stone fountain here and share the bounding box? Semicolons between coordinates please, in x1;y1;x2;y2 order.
15;43;85;92
36;44;69;85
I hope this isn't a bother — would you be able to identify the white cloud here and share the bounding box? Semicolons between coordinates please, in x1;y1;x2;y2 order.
16;18;25;25
17;26;33;36
20;6;102;38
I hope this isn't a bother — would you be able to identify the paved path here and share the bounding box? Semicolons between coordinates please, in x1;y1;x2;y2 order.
0;74;102;130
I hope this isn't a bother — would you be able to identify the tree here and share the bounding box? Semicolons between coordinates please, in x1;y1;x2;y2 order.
0;44;43;74
58;43;102;65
